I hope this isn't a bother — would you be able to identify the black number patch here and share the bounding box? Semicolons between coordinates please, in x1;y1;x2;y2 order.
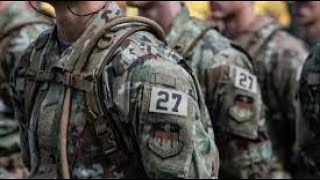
150;87;188;117
234;67;257;94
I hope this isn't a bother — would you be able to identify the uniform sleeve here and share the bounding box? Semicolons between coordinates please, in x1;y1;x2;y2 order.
267;43;307;162
9;43;34;170
203;48;263;140
103;38;219;178
1;24;50;109
297;45;320;170
200;47;289;178
7;24;50;170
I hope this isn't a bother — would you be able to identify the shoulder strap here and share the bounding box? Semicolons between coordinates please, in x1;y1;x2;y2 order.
23;30;51;120
254;27;281;58
230;42;257;74
172;24;217;58
237;24;281;57
183;25;217;57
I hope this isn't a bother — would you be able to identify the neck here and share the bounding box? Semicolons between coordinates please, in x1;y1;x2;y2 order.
0;1;13;11
224;6;255;39
54;1;106;43
139;1;181;33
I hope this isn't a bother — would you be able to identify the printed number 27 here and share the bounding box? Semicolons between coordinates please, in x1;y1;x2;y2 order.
240;73;253;90
156;91;182;112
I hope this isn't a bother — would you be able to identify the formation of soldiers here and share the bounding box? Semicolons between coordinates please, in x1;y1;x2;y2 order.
0;1;320;179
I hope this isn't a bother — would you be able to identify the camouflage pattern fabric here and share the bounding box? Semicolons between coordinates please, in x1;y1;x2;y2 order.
297;44;320;178
10;2;219;179
233;16;308;174
166;6;288;179
0;1;51;179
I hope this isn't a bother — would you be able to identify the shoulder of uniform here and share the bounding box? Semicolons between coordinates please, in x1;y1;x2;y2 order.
186;19;233;55
111;29;183;74
271;30;309;57
129;57;195;92
15;28;51;68
111;30;195;88
34;28;52;50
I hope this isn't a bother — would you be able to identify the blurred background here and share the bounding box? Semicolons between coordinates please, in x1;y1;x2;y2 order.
39;1;295;31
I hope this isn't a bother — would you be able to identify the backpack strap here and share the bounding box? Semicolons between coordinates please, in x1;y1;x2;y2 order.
170;22;217;59
23;30;51;121
182;25;217;58
252;27;281;58
238;22;282;59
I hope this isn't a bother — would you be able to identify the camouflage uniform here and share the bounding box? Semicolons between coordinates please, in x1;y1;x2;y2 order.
0;1;50;178
233;16;308;173
166;6;285;179
297;44;320;178
10;2;219;179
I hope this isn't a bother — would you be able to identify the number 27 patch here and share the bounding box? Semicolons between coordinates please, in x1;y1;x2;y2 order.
149;87;188;117
234;67;258;94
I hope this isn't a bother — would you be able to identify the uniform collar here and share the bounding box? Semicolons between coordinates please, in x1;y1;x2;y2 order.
168;4;190;37
47;1;125;72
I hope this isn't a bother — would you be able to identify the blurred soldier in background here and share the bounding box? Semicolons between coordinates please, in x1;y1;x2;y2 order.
129;1;289;178
0;1;51;178
295;1;320;48
296;2;320;178
211;1;309;176
298;42;320;179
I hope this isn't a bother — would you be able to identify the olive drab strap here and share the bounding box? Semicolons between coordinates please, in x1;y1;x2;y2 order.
171;25;217;59
182;26;217;58
229;42;257;74
74;16;166;73
24;31;51;121
252;27;281;59
240;23;281;59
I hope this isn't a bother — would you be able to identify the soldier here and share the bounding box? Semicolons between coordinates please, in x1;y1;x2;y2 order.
0;1;51;178
211;1;309;175
295;1;320;48
10;1;219;179
298;43;320;179
128;1;288;178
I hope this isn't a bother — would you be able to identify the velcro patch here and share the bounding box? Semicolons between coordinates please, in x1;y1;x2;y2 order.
149;87;188;117
233;67;258;94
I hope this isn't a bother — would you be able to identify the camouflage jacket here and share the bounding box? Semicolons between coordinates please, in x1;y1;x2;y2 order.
10;2;219;179
167;7;282;179
234;16;308;172
0;3;51;175
0;1;50;112
298;44;320;178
